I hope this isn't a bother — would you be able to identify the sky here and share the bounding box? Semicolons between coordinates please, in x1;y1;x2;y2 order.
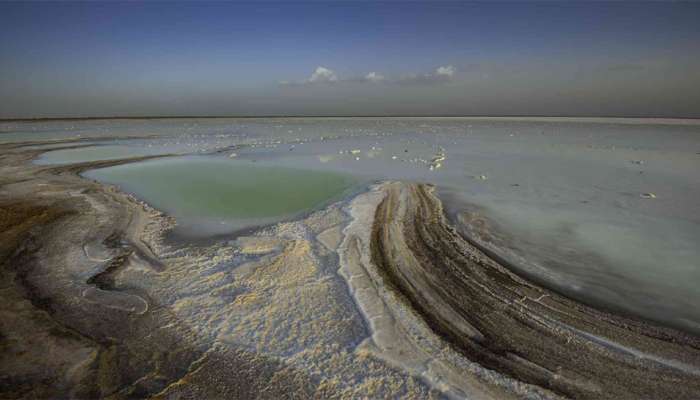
1;1;699;119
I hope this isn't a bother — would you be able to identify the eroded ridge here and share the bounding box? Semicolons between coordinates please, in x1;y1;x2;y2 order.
366;182;700;399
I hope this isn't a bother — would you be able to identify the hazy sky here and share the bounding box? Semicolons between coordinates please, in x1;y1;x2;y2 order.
1;1;699;119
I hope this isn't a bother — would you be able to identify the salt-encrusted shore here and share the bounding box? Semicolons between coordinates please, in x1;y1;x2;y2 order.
0;141;433;399
351;182;700;399
2;139;700;399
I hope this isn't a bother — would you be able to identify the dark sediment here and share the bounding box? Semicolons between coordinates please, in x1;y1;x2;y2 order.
370;182;700;400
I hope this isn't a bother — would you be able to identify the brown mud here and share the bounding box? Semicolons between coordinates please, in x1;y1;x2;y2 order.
370;182;700;400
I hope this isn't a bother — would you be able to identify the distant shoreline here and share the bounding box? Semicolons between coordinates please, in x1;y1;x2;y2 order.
2;115;700;125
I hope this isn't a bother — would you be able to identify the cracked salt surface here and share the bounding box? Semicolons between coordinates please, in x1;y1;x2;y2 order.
118;201;440;398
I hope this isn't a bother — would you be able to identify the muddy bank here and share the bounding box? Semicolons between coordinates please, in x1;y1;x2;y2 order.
367;182;700;399
0;144;322;399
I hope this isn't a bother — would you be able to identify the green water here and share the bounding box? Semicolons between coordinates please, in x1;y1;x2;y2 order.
83;157;356;225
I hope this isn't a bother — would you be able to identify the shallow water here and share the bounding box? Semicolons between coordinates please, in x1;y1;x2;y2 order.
10;116;700;333
35;144;175;165
83;156;358;236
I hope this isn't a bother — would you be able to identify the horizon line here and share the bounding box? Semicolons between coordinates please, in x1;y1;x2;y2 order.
2;114;700;123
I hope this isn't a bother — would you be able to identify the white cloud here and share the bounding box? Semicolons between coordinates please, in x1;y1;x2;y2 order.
435;65;456;78
398;65;458;84
281;65;454;87
308;66;338;83
365;71;385;82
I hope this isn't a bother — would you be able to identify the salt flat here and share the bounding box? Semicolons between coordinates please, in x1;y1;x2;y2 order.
1;117;699;399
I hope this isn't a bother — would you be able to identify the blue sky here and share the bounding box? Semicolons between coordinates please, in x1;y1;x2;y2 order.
1;1;699;118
